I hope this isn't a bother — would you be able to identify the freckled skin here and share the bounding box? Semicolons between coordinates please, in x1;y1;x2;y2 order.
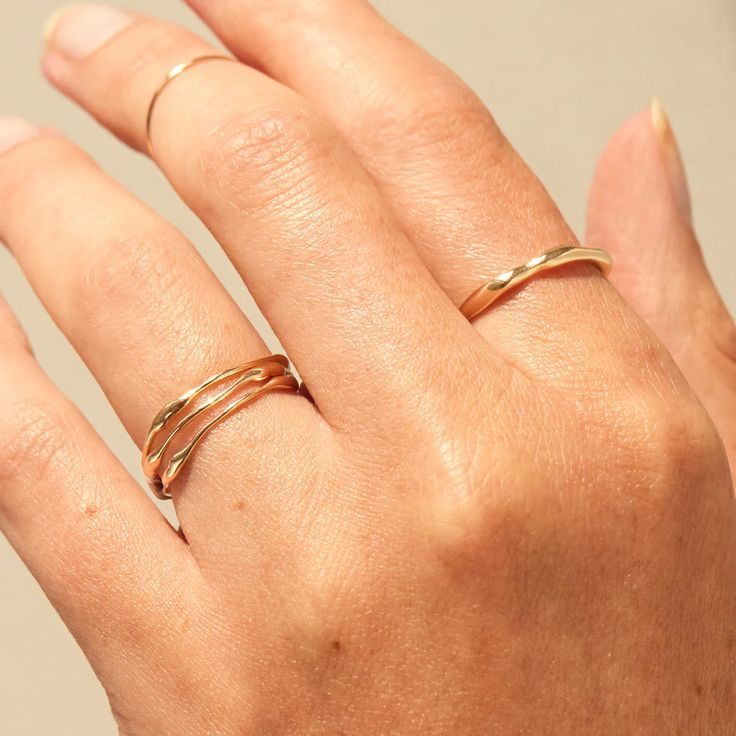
0;3;734;736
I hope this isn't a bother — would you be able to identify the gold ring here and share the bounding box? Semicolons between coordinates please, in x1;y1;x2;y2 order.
459;245;613;321
142;355;299;499
145;54;235;157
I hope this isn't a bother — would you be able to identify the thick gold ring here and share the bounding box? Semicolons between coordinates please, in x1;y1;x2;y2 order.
145;54;235;157
142;355;299;499
459;245;613;321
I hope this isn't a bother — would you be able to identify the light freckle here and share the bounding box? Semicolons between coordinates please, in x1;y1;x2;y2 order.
81;503;98;518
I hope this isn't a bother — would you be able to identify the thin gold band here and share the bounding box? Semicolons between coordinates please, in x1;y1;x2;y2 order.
142;355;299;499
145;54;234;157
459;245;613;321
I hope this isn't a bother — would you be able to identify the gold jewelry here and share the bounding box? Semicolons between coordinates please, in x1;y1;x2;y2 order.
145;54;235;157
459;245;612;321
142;355;298;499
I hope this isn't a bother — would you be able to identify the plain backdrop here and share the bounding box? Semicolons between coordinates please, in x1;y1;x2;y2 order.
1;0;734;732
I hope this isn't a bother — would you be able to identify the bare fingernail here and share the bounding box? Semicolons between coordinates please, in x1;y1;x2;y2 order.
651;97;692;226
44;4;133;60
0;118;39;156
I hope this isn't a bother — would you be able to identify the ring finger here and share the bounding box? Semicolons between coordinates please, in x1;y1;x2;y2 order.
0;124;318;540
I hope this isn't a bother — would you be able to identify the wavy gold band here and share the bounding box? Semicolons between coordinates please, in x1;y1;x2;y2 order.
145;54;235;157
142;355;299;499
459;245;613;321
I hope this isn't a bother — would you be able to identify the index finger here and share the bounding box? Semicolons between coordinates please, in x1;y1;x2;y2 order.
185;0;663;390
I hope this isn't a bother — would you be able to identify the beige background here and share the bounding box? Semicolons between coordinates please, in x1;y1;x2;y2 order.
1;0;734;732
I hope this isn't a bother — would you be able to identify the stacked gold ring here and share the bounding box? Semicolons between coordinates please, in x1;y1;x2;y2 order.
142;355;298;499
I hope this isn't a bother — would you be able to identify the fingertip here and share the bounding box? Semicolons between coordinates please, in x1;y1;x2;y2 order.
42;49;67;85
0;117;40;157
650;96;669;138
0;293;34;357
648;97;692;225
589;104;657;211
44;4;134;61
586;100;691;249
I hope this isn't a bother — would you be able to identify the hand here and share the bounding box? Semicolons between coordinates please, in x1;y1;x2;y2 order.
1;3;735;734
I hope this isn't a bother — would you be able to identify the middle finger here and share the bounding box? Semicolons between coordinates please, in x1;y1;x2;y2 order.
43;7;500;434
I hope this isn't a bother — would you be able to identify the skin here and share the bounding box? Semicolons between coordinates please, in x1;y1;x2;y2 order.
1;2;735;734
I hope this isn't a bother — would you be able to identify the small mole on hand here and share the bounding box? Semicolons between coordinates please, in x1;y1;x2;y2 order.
332;640;341;652
82;503;98;517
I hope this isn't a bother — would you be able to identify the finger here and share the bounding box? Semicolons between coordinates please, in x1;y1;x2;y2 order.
0;294;202;713
182;0;641;385
0;120;318;531
0;123;268;445
42;7;498;433
587;100;736;467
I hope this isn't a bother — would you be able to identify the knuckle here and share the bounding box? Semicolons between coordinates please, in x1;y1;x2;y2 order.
0;400;71;514
633;394;718;467
360;78;505;161
403;427;514;552
605;391;726;514
0;136;84;227
75;232;188;342
425;442;536;563
421;386;727;569
197;105;341;210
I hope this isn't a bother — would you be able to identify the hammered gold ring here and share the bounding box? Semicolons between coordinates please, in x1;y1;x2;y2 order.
142;355;299;499
145;54;235;157
459;245;613;321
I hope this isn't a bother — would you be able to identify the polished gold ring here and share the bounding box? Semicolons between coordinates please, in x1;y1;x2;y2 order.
145;54;235;157
142;355;299;499
459;245;613;321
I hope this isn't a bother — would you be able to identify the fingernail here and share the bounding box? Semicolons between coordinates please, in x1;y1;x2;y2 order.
650;97;692;226
0;118;39;156
44;4;133;60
